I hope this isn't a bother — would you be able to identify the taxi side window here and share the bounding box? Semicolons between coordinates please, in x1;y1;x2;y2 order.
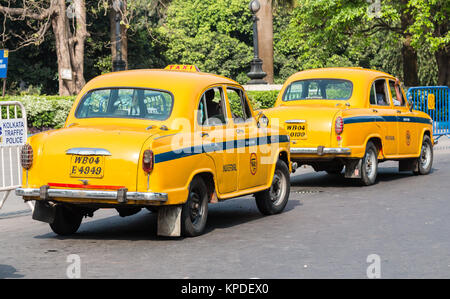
371;79;390;106
227;87;252;124
388;80;405;106
197;87;227;126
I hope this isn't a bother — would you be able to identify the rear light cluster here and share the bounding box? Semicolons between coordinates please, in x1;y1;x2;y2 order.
21;144;33;170
335;116;344;135
142;150;154;173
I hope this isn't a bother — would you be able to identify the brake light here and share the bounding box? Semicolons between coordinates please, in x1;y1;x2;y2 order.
335;116;344;135
21;144;33;170
142;150;154;173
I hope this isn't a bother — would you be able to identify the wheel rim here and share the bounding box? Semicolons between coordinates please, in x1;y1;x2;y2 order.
189;188;204;227
269;169;286;206
420;141;432;170
364;149;377;180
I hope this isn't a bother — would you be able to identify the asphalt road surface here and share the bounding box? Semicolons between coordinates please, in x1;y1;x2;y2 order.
1;141;450;279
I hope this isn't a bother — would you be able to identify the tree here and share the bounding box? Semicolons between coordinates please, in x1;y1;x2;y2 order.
0;0;88;96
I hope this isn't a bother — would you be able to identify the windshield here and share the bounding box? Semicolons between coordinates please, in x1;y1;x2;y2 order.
75;88;174;120
283;79;353;101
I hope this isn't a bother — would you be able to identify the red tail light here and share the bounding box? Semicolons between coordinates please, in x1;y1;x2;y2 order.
142;150;154;173
21;144;33;170
335;116;344;135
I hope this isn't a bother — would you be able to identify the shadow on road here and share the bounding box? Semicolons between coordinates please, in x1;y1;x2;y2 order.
291;166;436;188
33;198;302;241
0;265;24;279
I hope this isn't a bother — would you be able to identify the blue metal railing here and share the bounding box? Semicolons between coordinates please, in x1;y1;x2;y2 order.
407;86;450;139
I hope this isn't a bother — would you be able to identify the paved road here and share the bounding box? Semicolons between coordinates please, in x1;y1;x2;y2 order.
1;140;450;279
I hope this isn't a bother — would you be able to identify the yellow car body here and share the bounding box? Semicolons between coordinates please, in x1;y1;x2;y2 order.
263;67;434;184
16;67;291;236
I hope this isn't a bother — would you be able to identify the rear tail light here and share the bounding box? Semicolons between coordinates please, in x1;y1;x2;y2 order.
21;144;33;170
142;150;154;173
335;116;344;135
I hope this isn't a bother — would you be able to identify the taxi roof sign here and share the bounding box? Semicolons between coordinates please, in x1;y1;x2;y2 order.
164;65;200;72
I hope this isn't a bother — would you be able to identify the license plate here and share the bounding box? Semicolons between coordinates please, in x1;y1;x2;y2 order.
70;155;105;178
285;122;307;140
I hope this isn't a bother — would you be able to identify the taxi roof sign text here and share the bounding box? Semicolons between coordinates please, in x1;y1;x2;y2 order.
164;65;200;72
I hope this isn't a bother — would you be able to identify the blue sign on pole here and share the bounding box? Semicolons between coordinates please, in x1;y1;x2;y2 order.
0;49;9;79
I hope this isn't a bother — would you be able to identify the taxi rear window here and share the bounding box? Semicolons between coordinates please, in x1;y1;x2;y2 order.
75;88;173;120
283;79;353;101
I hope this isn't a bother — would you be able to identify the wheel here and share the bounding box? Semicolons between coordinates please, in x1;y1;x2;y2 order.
145;206;159;213
181;176;209;237
325;164;344;175
360;141;378;186
49;205;83;236
414;135;433;175
255;160;290;215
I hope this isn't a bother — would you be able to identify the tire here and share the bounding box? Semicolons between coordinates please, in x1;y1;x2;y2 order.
414;135;433;175
360;141;378;186
181;176;209;237
145;206;159;213
49;205;83;236
255;160;290;215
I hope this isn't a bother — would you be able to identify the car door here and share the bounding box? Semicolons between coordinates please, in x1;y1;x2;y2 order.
225;86;268;191
388;79;417;155
369;78;398;157
197;86;238;194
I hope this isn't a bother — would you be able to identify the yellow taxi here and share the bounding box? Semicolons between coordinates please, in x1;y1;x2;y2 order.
15;66;291;237
263;67;434;186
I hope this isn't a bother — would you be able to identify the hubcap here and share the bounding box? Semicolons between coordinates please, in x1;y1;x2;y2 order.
365;149;377;180
420;142;431;170
189;190;203;226
270;170;286;205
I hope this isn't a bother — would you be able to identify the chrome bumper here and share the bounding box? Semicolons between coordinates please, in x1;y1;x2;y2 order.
290;147;351;155
15;187;168;202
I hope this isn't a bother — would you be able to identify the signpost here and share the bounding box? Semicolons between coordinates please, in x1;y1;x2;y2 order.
0;49;8;97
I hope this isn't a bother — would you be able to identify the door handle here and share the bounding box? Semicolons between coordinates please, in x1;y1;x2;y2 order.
372;109;378;113
201;132;209;138
396;110;402;113
236;129;244;134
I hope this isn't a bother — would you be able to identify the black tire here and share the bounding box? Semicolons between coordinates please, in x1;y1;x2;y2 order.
325;164;344;175
49;205;83;236
414;135;433;175
360;141;378;186
255;160;290;215
181;176;209;237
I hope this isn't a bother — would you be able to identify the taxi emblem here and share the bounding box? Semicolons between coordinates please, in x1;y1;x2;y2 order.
250;153;257;175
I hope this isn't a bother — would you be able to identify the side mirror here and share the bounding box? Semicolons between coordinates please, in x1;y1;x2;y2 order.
256;111;269;128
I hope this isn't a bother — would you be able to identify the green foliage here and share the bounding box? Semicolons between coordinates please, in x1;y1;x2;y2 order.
0;95;75;130
247;90;280;109
159;0;254;84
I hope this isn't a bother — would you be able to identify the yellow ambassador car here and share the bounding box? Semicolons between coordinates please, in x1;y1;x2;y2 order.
263;67;434;186
16;65;291;237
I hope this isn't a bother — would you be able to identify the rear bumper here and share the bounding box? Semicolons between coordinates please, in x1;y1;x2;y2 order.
290;147;351;155
15;187;168;203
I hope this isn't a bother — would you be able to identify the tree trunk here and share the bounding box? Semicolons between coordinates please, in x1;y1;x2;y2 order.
401;36;420;87
435;48;449;86
256;0;274;83
52;0;87;96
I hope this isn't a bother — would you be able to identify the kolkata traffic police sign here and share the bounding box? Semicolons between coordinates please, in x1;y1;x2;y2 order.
0;119;27;146
0;49;8;79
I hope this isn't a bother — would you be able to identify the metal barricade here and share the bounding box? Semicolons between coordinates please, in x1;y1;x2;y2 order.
0;101;33;211
407;86;450;139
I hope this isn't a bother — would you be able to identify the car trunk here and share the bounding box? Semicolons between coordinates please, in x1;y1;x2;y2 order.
35;124;159;191
264;103;342;148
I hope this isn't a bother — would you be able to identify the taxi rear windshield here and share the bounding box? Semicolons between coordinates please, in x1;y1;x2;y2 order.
75;88;173;120
283;79;353;101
